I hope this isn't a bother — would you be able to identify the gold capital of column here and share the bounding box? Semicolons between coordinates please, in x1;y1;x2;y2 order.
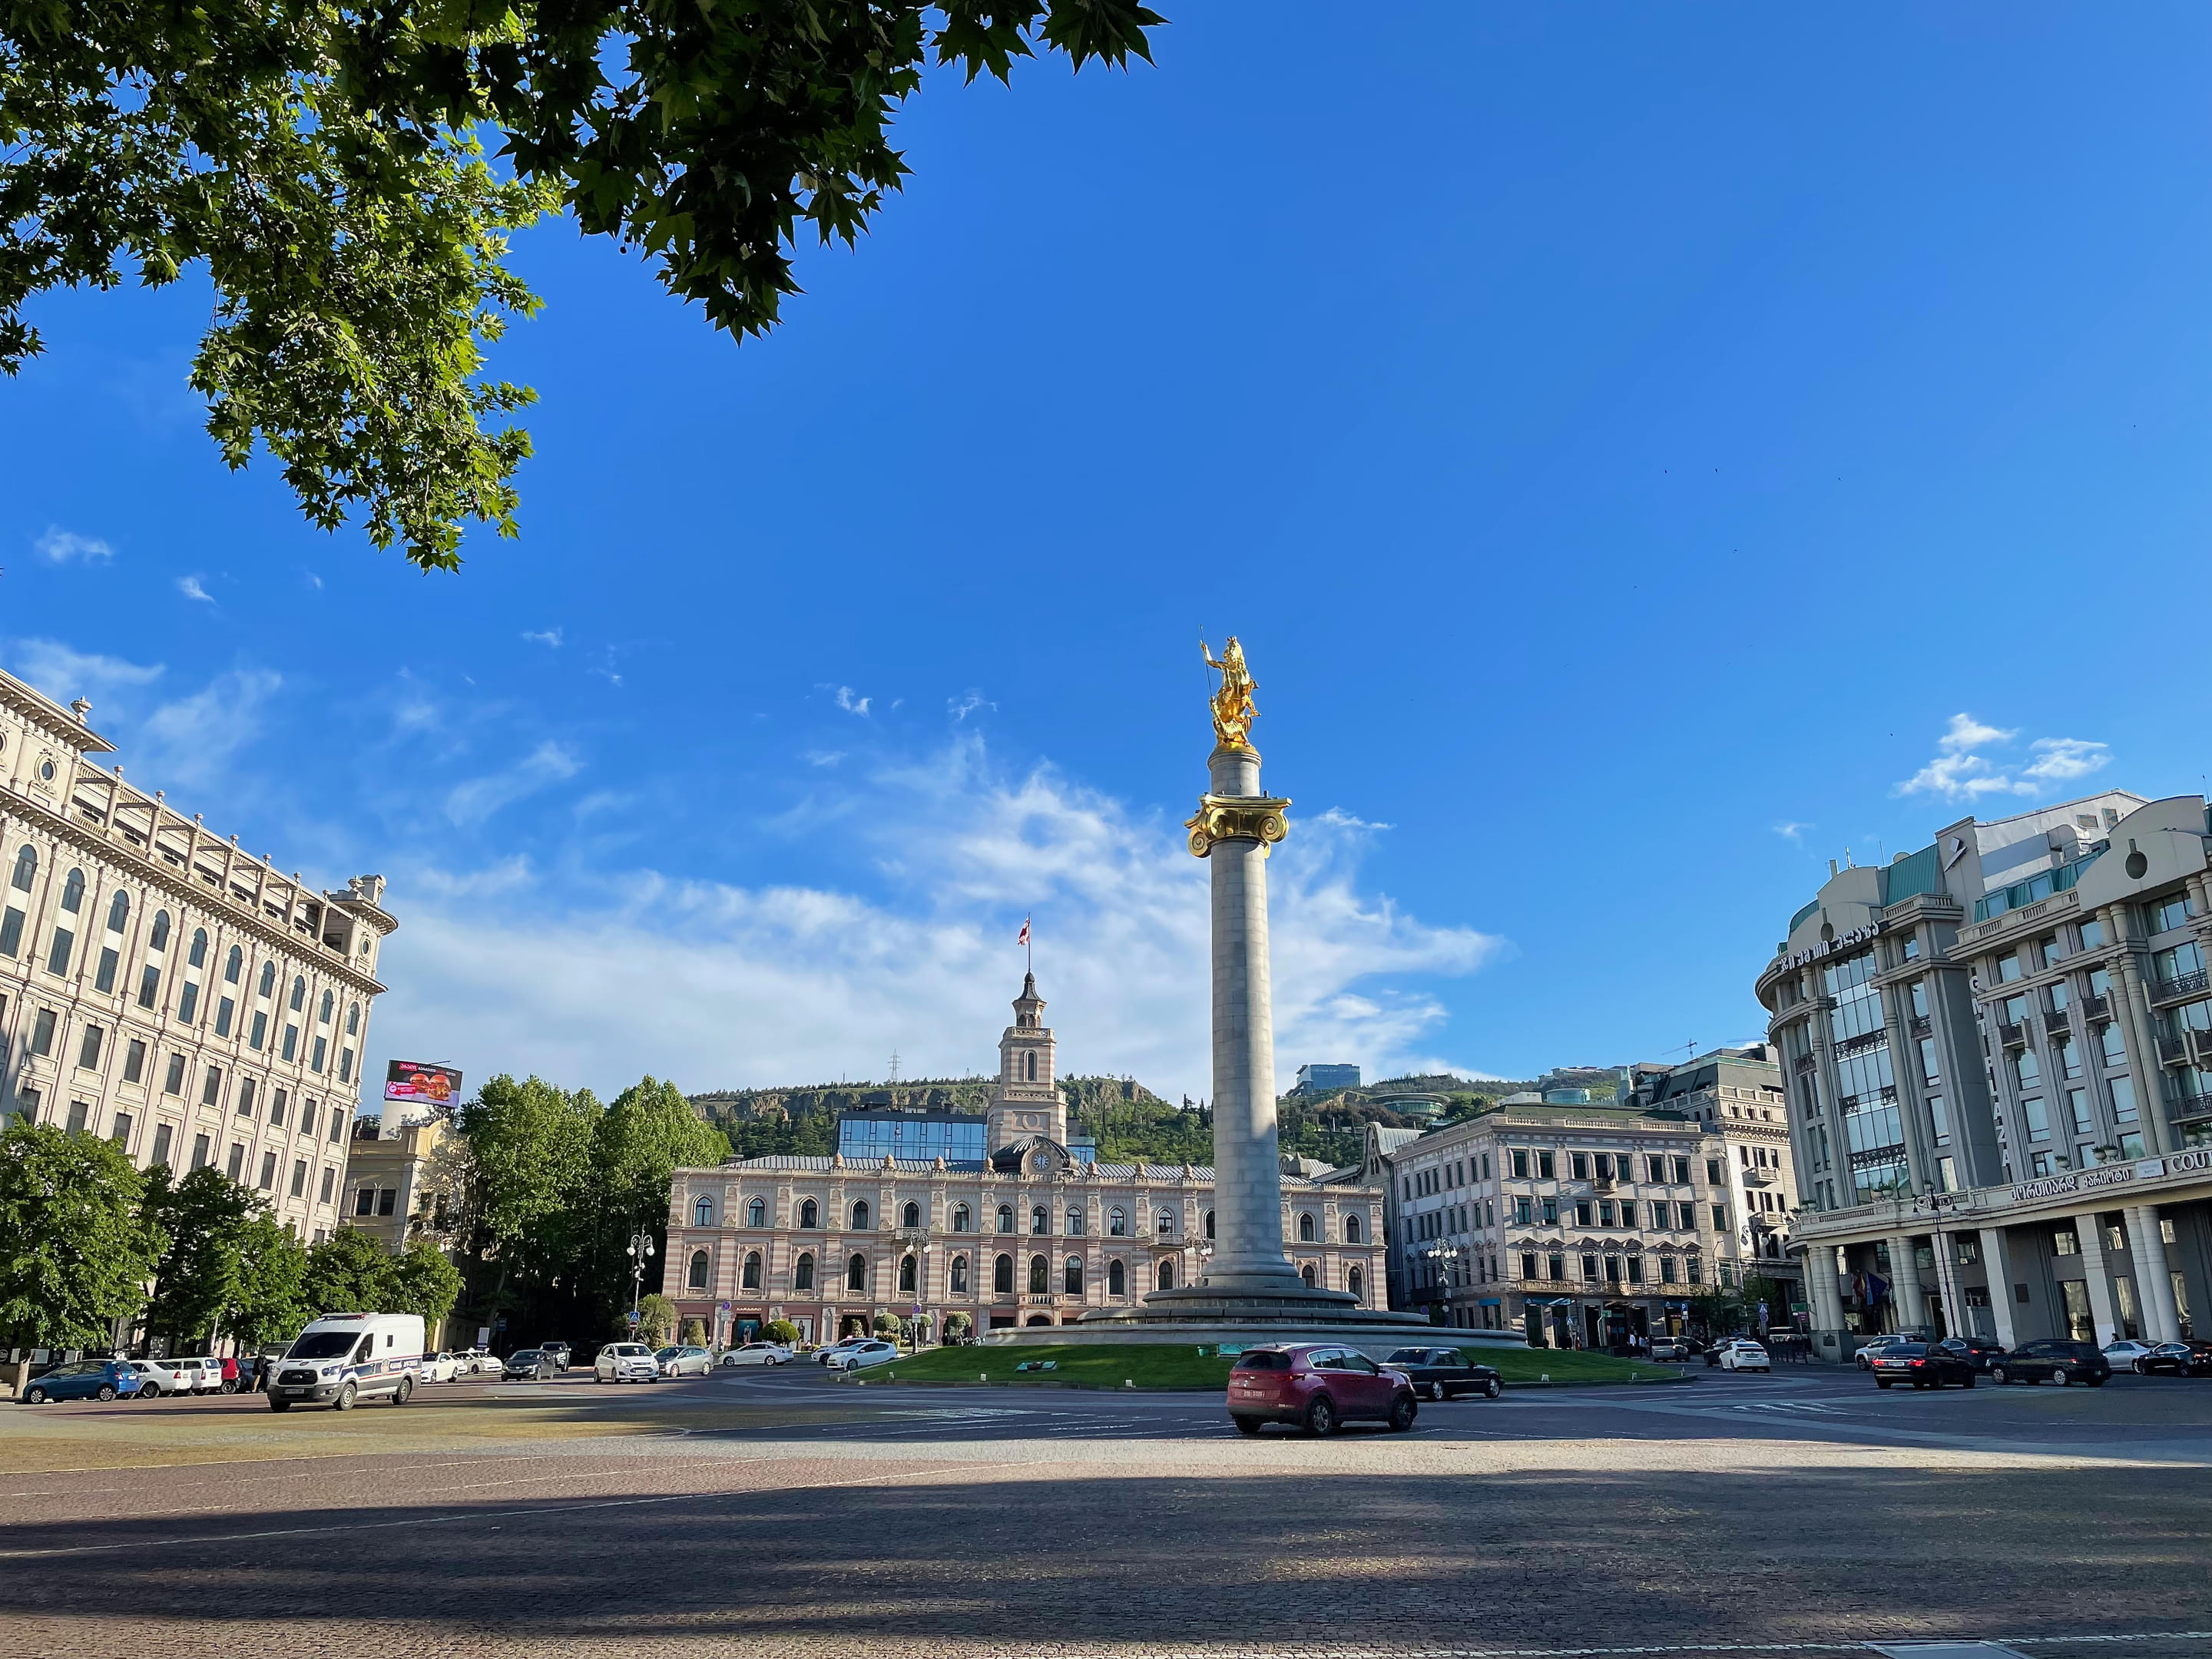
1185;794;1291;859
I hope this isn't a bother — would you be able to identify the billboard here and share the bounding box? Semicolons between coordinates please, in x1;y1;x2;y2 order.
384;1060;463;1107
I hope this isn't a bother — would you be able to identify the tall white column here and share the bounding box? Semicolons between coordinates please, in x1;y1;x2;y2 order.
1980;1227;2020;1348
1887;1233;1929;1333
2126;1205;2183;1344
1197;744;1302;1293
2077;1214;2121;1345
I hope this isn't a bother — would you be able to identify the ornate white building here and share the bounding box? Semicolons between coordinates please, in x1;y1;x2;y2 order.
0;667;394;1241
662;975;1390;1345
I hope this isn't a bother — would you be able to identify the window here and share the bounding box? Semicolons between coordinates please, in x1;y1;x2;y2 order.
846;1253;867;1292
237;1077;257;1118
28;1005;56;1056
253;960;272;998
1108;1258;1124;1296
1511;1149;1529;1179
224;945;243;984
1108;1206;1128;1237
187;927;207;968
1298;1212;1316;1242
311;1036;326;1072
1065;1256;1083;1294
77;1022;103;1069
1205;1208;1215;1240
94;945;118;993
1928;1095;1950;1145
264;1088;286;1129
1300;1263;1317;1288
177;981;200;1023
740;1250;762;1290
148;909;170;952
0;902;21;959
1345;1212;1363;1243
289;975;306;1012
137;962;161;1009
319;1166;335;1204
164;1052;185;1094
1673;1156;1690;1183
1996;951;2022;983
148;1121;173;1167
1029;1204;1048;1235
290;1159;307;1198
2022;1098;2050;1143
2015;1049;2041;1090
190;1133;210;1171
1514;1197;1532;1225
2111;1077;2139;1123
1541;1197;1558;1224
2153;896;2194;934
1574;1200;1593;1226
215;996;233;1037
1711;1203;1728;1230
346;1002;359;1035
794;1253;815;1290
1157;1260;1175;1291
1706;1157;1723;1184
1618;1200;1637;1227
997;1204;1014;1234
1028;1254;1048;1293
1571;1152;1589;1181
300;1098;319;1137
2079;916;2106;950
46;909;75;974
950;1254;969;1294
2068;1090;2092;1137
8;846;33;890
1678;1201;1697;1229
248;1010;267;1049
199;1065;222;1108
995;1253;1014;1293
1156;1208;1175;1235
1348;1265;1363;1303
747;1197;766;1227
694;1196;715;1227
376;1186;396;1216
1537;1151;1555;1179
339;1048;353;1083
257;1150;277;1190
903;1200;922;1228
1919;1036;1940;1086
1644;1156;1664;1182
851;1200;869;1230
1598;1199;1615;1227
1066;1207;1084;1237
318;989;333;1024
327;1106;344;1144
280;1024;297;1061
799;1199;819;1229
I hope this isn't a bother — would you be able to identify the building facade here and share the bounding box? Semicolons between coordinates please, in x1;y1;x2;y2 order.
1373;1099;1759;1348
661;976;1389;1346
1759;790;2212;1356
0;668;394;1242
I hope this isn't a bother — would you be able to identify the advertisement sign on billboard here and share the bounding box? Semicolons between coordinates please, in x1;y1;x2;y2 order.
384;1060;463;1106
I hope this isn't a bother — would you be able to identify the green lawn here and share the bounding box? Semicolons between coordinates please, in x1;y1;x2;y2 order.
846;1342;1684;1390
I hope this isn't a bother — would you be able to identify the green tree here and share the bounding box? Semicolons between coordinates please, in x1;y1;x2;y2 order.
2;2;1161;568
579;1075;728;1316
634;1293;677;1348
762;1317;800;1346
223;1214;312;1347
386;1237;463;1331
0;1122;162;1349
141;1164;258;1348
303;1226;397;1315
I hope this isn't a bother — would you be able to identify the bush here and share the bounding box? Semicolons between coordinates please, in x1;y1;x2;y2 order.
943;1312;973;1342
762;1319;801;1345
636;1293;677;1348
872;1311;902;1339
679;1317;707;1347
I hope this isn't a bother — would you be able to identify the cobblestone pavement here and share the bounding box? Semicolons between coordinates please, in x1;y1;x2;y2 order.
4;1367;2210;1658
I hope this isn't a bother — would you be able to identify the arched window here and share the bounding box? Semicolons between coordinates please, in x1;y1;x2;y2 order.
318;988;333;1023
747;1197;766;1227
290;975;306;1010
1345;1213;1363;1243
1108;1259;1126;1296
694;1196;715;1227
994;1254;1014;1293
1065;1257;1083;1294
1300;1263;1317;1288
950;1255;969;1294
899;1255;917;1292
225;944;243;983
687;1250;710;1291
1066;1207;1084;1237
257;961;275;998
851;1200;869;1230
846;1253;868;1292
1157;1260;1175;1291
149;910;171;952
60;869;84;912
794;1253;816;1290
1205;1208;1215;1240
1298;1212;1316;1243
902;1200;920;1228
1349;1265;1364;1303
1156;1208;1175;1236
742;1251;762;1290
8;846;33;891
996;1205;1014;1234
188;926;207;968
1028;1254;1048;1293
346;1001;359;1035
105;890;129;932
1026;1051;1036;1081
1108;1207;1127;1237
950;1204;970;1233
799;1199;819;1229
1031;1205;1048;1235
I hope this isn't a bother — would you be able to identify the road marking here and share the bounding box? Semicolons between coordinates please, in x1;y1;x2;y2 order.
992;1636;2212;1658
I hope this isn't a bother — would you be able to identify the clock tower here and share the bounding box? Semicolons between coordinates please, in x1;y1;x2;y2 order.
985;973;1065;1151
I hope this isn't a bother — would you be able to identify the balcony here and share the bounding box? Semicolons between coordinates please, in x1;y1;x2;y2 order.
2154;969;2211;1004
1793;1052;1818;1075
2191;1029;2212;1068
1997;1020;2028;1049
2081;992;2111;1023
2158;1035;2191;1068
1909;1015;1932;1038
1740;1167;1773;1187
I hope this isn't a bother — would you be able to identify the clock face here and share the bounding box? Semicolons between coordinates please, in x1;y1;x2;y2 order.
1017;1112;1044;1131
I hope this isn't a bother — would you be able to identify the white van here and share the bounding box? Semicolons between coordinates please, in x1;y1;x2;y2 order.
267;1313;426;1412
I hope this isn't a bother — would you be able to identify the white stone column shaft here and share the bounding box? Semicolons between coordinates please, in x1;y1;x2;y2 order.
2078;1215;2120;1344
2126;1205;2183;1344
1979;1227;2020;1348
1887;1233;1929;1333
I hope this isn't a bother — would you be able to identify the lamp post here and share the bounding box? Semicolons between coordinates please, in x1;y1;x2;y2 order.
896;1227;930;1350
626;1229;656;1332
1422;1243;1462;1327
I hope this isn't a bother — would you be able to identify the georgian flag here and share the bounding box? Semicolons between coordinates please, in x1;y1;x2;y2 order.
1018;917;1031;946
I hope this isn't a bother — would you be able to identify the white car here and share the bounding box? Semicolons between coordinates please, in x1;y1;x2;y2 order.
2103;1339;2160;1373
720;1342;794;1367
595;1343;661;1383
823;1340;899;1373
139;1356;223;1396
657;1345;714;1378
1717;1340;1771;1373
419;1353;462;1384
125;1359;188;1399
814;1338;870;1367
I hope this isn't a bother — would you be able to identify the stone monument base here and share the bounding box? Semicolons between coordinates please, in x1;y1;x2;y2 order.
981;1284;1514;1351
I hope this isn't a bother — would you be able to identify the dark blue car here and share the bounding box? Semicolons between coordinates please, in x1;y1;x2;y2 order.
22;1359;142;1405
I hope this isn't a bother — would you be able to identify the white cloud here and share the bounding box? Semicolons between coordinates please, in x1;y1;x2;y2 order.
177;575;215;604
137;669;282;790
949;691;995;722
522;628;563;648
6;639;164;704
35;527;114;565
1894;712;2107;803
1773;821;1810;842
802;750;846;768
828;684;871;716
369;737;1504;1104
443;741;584;826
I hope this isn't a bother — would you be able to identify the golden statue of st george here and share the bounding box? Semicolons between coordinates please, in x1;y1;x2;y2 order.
1200;636;1258;749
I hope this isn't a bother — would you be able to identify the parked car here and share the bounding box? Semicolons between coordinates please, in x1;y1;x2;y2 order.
1649;1338;1692;1363
2138;1339;2212;1376
502;1349;551;1380
1853;1334;1916;1371
2103;1339;2162;1373
1716;1340;1770;1373
22;1359;143;1405
595;1343;661;1383
419;1353;462;1384
1227;1343;1419;1435
824;1340;899;1373
541;1341;573;1373
1380;1346;1504;1401
816;1338;871;1367
1871;1341;1976;1389
1934;1336;2008;1373
131;1357;197;1399
720;1342;795;1367
462;1348;500;1376
657;1345;714;1378
1988;1339;2110;1386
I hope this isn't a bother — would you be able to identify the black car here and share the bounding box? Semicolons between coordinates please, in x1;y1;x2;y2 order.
1934;1336;2007;1373
502;1349;551;1380
1988;1339;2110;1386
1380;1346;1505;1402
1869;1342;1975;1389
2136;1340;2212;1377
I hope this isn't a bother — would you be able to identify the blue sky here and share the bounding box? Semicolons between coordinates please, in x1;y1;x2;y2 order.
5;7;2211;1104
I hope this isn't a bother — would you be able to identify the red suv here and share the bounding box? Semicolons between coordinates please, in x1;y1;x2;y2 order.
1227;1344;1419;1436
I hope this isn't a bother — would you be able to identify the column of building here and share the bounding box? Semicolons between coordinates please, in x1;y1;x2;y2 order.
2101;899;2176;1157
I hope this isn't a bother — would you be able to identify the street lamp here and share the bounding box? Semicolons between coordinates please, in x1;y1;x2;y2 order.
626;1229;656;1331
1422;1242;1462;1325
896;1227;930;1350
